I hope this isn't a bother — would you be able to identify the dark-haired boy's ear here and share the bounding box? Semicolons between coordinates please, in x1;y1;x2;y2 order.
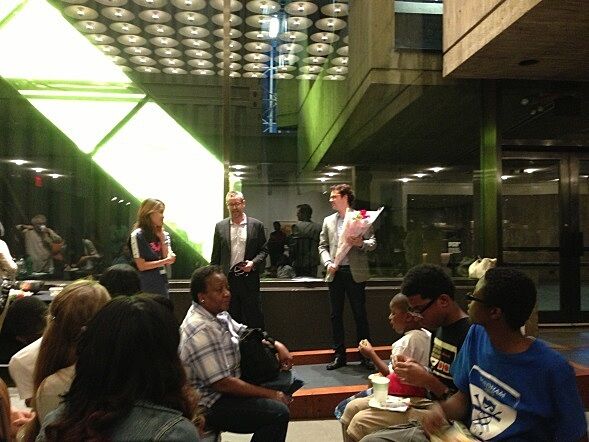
438;294;451;307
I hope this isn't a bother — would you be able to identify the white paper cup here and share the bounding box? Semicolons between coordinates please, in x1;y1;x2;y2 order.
372;376;389;404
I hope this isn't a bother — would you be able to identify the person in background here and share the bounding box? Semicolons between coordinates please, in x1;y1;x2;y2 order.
291;204;321;277
0;297;47;365
98;264;141;298
130;198;175;297
211;190;268;328
0;220;17;280
37;295;200;441
365;268;588;442
179;265;295;442
16;214;63;275
74;237;101;276
319;184;377;371
32;280;111;425
267;221;287;275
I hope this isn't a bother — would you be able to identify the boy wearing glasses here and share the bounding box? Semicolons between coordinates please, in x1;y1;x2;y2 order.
364;267;587;442
343;264;470;441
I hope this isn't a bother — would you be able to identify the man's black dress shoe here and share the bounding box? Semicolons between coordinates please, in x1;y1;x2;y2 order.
360;358;375;371
326;356;347;370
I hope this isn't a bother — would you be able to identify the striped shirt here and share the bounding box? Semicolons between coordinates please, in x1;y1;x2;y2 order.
179;303;247;408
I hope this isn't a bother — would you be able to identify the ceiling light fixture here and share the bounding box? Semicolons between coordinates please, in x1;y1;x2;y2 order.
429;167;444;173
9;159;28;166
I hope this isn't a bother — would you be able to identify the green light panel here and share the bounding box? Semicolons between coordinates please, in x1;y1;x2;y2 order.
27;98;142;153
92;102;224;259
0;0;130;83
0;0;23;25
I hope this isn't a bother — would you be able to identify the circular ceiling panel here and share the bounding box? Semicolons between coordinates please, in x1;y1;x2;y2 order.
117;34;147;45
284;1;317;16
286;16;312;30
130;55;157;65
210;0;243;12
181;38;211;49
101;7;134;21
217;70;242;78
310;32;339;44
211;13;242;26
246;0;279;14
175;11;208;26
170;0;206;10
214;51;242;61
343;35;349;44
132;0;168;6
300;64;322;74
276;65;296;72
327;66;348;75
149;36;180;47
95;0;127;6
154;47;181;57
212;28;242;39
279;31;307;42
307;43;334;56
302;56;327;64
243;53;270;63
178;26;209;38
185;49;212;58
243;63;267;72
277;43;304;54
145;24;175;36
75;20;107;33
109;22;142;34
245;14;272;29
98;45;120;55
109;55;127;65
138;9;171;23
61;0;89;4
213;39;242;51
244;30;271;40
275;53;299;65
162;67;187;74
187;59;214;68
125;46;153;55
135;66;161;73
244;41;272;52
274;73;294;79
159;58;185;67
191;69;215;75
86;34;114;44
336;45;349;56
330;56;349;66
215;61;242;70
324;75;346;81
64;5;98;20
321;2;349;17
243;72;267;78
315;17;347;32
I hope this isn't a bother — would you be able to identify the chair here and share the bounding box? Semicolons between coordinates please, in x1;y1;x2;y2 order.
0;378;13;441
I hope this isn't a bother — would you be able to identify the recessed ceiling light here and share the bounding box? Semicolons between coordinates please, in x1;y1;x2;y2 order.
31;167;47;173
9;159;28;166
231;164;247;170
501;175;513;180
111;196;118;201
333;165;347;171
398;178;412;183
413;173;427;178
523;168;541;174
428;167;444;173
48;173;62;179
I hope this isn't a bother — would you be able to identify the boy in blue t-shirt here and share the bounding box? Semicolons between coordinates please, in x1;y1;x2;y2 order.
420;267;588;441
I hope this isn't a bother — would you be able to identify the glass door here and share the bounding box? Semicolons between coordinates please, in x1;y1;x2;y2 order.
502;151;589;323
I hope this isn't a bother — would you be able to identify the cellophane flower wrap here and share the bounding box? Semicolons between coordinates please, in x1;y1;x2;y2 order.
326;207;384;282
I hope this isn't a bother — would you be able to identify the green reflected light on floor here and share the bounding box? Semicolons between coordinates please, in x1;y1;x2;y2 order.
92;102;224;259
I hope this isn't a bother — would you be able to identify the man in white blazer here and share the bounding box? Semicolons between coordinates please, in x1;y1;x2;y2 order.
319;184;377;370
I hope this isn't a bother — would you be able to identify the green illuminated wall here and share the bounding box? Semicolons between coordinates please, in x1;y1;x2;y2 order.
0;0;224;265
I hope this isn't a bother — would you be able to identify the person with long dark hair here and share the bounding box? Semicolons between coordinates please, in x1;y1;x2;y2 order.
37;295;200;441
130;199;176;297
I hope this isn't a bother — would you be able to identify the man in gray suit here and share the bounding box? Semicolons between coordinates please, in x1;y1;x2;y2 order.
319;184;377;370
211;190;268;328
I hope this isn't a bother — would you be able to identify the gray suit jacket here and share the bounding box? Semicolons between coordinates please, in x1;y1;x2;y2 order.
211;216;268;275
318;211;376;283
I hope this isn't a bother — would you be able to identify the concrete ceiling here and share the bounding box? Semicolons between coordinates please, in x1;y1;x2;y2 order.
445;0;589;81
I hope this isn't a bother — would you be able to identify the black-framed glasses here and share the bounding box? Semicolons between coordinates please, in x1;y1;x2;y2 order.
465;292;492;305
408;296;438;315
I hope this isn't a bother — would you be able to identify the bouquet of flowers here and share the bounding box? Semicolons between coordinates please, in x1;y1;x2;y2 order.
325;207;384;282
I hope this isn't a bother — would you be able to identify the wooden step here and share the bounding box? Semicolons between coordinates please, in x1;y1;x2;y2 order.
291;384;368;420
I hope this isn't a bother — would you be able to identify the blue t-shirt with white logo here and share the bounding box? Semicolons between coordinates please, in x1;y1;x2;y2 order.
452;325;586;441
